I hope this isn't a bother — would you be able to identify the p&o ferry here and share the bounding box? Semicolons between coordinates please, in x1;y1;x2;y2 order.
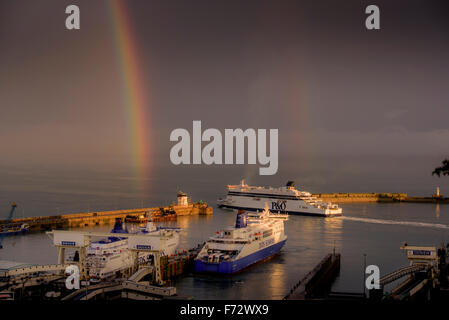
217;180;342;217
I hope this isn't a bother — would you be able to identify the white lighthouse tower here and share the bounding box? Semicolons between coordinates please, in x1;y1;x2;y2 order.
177;191;189;206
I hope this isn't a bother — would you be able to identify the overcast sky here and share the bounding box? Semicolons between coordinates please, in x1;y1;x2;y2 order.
1;0;448;195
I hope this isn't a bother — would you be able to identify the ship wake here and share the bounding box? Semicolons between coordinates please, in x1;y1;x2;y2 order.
340;216;449;230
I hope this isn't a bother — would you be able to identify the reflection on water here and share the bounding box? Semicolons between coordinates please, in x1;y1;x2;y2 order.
266;260;286;299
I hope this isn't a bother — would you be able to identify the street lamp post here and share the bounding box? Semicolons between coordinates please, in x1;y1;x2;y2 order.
363;253;367;298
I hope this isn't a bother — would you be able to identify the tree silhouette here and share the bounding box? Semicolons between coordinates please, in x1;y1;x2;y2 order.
433;159;449;177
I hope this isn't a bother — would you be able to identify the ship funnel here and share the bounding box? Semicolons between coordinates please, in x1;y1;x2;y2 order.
235;209;247;228
286;181;295;189
111;218;128;234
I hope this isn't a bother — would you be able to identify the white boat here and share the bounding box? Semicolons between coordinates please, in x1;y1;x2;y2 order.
217;180;342;217
80;219;180;281
194;203;287;274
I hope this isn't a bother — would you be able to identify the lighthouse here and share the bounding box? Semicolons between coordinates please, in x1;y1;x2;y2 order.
433;187;442;199
177;191;189;206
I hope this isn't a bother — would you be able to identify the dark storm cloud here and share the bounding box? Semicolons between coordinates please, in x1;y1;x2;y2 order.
0;0;448;194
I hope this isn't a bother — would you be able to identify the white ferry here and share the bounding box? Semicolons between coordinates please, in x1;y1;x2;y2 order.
82;219;180;281
217;180;342;217
194;204;287;274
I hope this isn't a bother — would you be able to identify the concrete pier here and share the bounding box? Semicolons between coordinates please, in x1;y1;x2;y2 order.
314;193;449;204
284;253;341;300
0;202;212;232
313;193;407;203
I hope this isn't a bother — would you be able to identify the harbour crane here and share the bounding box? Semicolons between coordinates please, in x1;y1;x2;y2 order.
0;202;18;249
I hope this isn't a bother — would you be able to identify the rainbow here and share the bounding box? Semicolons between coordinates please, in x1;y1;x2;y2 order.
109;0;151;193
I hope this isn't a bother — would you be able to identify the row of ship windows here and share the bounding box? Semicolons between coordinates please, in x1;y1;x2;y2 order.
210;233;275;243
223;230;276;237
209;239;248;244
228;192;300;201
263;230;273;237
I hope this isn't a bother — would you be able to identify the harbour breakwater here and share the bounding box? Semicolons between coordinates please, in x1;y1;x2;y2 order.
0;202;213;232
313;193;449;204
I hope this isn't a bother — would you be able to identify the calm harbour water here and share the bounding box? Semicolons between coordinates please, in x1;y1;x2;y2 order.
0;167;448;299
1;202;448;299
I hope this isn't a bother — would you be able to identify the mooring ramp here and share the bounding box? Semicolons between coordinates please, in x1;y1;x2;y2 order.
390;277;416;296
80;284;123;301
128;266;154;282
63;280;176;300
379;264;427;286
402;279;428;300
121;291;158;300
62;282;121;301
393;278;428;300
122;280;176;297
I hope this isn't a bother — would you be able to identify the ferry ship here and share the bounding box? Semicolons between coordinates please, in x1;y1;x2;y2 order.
217;180;342;217
194;204;287;274
81;219;180;281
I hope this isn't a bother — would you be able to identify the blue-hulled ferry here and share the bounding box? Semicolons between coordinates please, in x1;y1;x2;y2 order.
194;204;287;274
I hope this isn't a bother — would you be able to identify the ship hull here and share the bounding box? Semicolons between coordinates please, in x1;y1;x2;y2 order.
194;239;287;274
218;204;342;217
